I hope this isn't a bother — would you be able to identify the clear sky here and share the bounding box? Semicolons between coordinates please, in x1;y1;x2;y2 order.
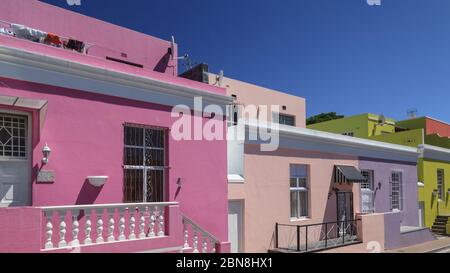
41;0;450;121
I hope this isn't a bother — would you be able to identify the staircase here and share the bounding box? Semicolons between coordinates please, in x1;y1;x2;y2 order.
432;216;450;236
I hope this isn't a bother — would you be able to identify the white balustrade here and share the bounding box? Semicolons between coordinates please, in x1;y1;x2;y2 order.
70;209;80;247
40;202;176;250
182;216;219;253
84;209;92;245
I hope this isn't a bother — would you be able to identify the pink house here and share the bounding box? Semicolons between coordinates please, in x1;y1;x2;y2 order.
180;66;433;253
0;0;232;253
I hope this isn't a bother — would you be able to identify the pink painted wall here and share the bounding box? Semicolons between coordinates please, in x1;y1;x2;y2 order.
230;145;360;253
0;76;229;242
0;0;177;75
209;74;306;127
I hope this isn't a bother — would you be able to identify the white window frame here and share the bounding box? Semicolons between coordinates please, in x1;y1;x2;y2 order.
390;171;403;211
290;164;309;219
360;170;375;213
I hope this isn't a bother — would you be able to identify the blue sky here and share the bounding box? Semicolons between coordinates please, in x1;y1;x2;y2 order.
41;0;450;121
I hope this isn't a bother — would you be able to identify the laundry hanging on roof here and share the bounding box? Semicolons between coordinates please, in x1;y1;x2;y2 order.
0;28;14;36
11;23;47;42
64;38;85;53
44;33;62;47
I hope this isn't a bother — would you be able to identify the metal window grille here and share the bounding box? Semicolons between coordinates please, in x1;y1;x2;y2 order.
360;170;375;213
0;114;27;159
390;171;403;210
290;165;309;218
437;169;445;200
123;124;166;203
279;114;296;126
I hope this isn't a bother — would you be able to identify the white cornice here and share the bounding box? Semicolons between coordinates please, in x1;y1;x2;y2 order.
418;144;450;162
0;45;234;108
245;120;419;162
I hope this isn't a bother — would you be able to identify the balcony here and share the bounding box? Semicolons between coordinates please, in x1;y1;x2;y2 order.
0;202;226;253
271;220;362;253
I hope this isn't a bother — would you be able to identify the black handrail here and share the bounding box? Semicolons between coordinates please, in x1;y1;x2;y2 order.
274;219;361;252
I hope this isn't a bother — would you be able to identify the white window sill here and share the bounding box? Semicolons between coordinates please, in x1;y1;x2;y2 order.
290;217;311;223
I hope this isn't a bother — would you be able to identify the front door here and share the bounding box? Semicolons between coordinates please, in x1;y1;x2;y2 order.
337;192;354;235
337;192;354;222
0;112;31;207
228;201;243;253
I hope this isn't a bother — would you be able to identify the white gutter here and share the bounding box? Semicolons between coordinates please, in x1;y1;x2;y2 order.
0;45;234;107
418;144;450;162
245;120;420;162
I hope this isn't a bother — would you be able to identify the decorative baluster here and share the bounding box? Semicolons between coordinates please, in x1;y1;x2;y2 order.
210;238;216;253
70;209;80;246
183;223;189;249
158;207;165;237
58;210;67;248
118;208;126;241
84;209;92;245
149;206;156;237
202;234;208;253
96;209;104;243
129;207;136;240
193;229;199;253
44;211;54;249
107;208;116;242
139;206;146;239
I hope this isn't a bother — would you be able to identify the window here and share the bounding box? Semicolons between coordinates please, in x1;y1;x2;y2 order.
0;114;27;159
360;170;375;213
276;113;296;126
437;169;445;200
123;125;166;203
290;165;309;218
342;132;354;137
228;103;239;127
390;171;403;211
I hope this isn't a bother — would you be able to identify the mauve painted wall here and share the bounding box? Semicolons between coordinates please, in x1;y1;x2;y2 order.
0;0;177;75
0;77;228;241
358;158;419;227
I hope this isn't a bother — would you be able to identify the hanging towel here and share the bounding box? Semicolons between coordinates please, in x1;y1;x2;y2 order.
11;24;47;42
0;28;14;36
65;38;85;53
44;33;62;46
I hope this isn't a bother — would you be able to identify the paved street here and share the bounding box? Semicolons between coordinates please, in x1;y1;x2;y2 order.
389;236;450;253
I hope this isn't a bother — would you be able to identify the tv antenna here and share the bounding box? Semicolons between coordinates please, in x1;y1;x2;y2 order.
407;108;418;119
170;36;189;60
215;70;224;87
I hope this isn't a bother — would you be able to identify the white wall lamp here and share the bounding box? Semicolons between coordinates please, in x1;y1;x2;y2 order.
42;144;51;165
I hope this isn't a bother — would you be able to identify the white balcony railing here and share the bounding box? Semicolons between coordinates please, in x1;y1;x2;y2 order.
40;202;177;250
182;215;220;253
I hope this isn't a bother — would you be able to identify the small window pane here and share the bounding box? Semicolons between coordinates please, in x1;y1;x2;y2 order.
299;191;309;217
124;147;143;166
290;191;299;218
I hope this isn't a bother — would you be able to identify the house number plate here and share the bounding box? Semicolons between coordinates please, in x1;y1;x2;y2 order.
37;170;55;183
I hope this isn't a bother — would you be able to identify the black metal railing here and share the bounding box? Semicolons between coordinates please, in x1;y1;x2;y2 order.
274;219;361;253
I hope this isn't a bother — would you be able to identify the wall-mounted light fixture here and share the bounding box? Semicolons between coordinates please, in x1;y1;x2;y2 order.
432;189;438;197
177;178;183;188
42;144;51;165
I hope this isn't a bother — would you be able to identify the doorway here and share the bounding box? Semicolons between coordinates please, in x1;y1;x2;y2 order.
228;200;243;253
0;111;31;207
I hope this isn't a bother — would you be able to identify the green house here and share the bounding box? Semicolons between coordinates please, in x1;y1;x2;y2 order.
308;114;450;234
